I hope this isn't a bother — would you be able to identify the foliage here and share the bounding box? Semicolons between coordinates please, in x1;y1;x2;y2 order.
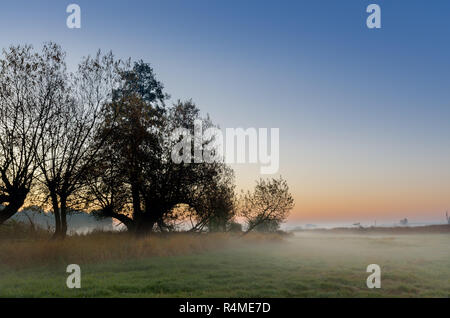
0;42;293;237
241;177;294;233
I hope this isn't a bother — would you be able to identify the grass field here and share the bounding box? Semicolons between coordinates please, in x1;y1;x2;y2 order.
0;225;449;297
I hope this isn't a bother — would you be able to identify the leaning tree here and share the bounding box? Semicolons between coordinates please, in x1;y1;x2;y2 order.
0;44;61;224
241;177;294;233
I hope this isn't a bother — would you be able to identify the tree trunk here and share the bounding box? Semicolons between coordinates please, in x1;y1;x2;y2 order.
0;190;27;224
134;214;157;236
105;209;135;232
131;181;142;220
50;192;61;239
60;196;68;238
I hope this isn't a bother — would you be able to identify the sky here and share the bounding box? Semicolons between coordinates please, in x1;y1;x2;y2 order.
0;0;449;225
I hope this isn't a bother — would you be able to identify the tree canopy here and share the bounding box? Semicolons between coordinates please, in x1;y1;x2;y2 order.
0;43;293;237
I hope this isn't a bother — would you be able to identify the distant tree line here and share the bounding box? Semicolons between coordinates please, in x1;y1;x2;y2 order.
0;43;294;238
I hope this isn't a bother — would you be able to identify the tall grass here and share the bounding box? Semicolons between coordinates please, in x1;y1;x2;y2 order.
0;220;51;240
0;221;285;269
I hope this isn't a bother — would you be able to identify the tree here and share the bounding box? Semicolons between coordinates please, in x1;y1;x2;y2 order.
240;177;294;233
89;60;236;234
135;100;235;234
35;49;121;238
196;166;236;232
86;60;168;233
175;164;236;233
0;44;57;224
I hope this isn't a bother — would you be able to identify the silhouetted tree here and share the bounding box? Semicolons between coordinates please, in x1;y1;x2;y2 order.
87;61;167;233
1;44;237;236
0;44;58;224
89;60;235;234
174;164;236;233
198;167;236;232
241;177;294;233
136;100;234;234
35;49;121;238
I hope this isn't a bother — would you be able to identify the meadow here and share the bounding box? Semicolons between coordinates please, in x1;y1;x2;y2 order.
0;222;449;297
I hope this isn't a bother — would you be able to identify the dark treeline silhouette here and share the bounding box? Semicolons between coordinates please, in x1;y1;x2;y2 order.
0;43;293;238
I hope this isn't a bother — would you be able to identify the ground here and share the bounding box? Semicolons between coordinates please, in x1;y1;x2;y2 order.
0;227;449;297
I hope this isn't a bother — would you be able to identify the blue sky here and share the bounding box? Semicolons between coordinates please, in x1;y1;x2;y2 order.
0;0;449;222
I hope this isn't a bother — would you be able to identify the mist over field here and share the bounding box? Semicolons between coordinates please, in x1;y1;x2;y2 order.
0;226;448;297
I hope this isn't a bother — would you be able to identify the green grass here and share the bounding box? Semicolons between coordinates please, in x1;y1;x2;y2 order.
0;232;448;297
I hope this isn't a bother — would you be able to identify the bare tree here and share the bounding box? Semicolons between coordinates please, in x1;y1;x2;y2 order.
240;177;294;233
0;44;57;224
35;50;121;238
